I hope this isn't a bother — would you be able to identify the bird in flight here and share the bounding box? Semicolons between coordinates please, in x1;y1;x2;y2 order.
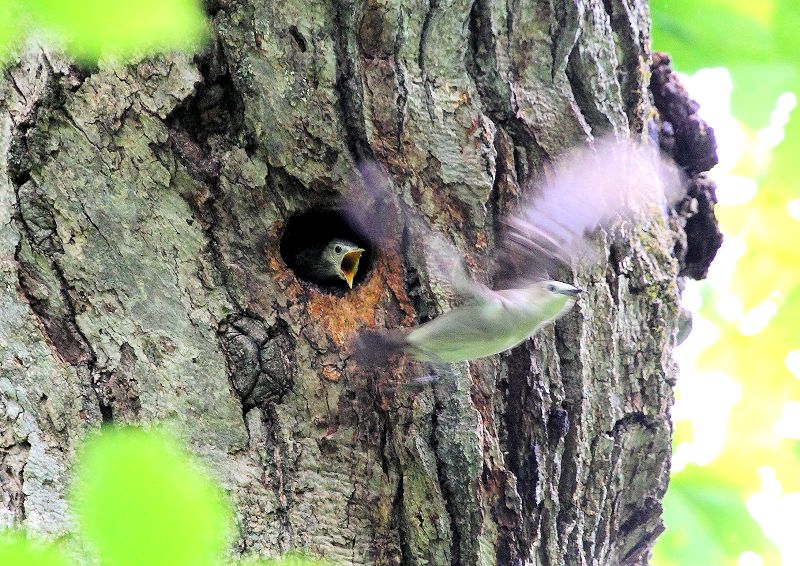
347;137;681;364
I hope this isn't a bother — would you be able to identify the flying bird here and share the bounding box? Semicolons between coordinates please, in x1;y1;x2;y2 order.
348;138;681;364
357;280;582;363
294;238;365;289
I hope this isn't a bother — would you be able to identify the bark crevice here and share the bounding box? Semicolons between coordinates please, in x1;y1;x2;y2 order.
332;0;372;161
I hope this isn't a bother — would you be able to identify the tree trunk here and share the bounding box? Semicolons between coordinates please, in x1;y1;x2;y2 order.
1;1;683;564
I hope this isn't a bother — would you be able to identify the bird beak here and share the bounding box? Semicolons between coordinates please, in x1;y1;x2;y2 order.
340;249;365;288
560;287;582;297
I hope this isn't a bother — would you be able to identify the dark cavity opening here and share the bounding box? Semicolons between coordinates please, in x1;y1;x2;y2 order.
288;26;308;52
280;207;373;291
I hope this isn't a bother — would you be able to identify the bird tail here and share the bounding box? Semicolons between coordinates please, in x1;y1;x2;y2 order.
351;329;407;365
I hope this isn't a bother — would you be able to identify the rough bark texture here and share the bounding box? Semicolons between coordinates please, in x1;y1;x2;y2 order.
0;1;697;564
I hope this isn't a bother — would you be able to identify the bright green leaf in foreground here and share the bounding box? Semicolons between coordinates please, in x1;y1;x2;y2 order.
72;427;232;566
0;531;71;566
654;467;780;566
3;428;328;565
0;0;26;62
1;0;207;63
652;0;800;128
28;0;208;61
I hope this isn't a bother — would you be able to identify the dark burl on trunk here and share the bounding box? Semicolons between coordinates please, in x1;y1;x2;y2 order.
0;2;719;565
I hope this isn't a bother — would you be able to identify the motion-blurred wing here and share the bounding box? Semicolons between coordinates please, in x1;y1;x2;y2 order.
343;161;494;303
341;160;401;245
495;138;682;285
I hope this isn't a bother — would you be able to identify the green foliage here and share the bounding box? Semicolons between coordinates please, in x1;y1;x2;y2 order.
0;532;71;566
652;1;800;565
0;0;207;63
0;0;25;62
652;0;800;127
0;427;329;566
73;427;232;566
654;467;780;565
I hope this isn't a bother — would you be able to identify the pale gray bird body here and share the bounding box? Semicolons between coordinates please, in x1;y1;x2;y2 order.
348;138;681;365
402;281;580;363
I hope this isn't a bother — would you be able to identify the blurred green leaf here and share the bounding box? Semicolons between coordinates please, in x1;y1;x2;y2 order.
72;427;232;566
1;428;328;565
0;532;71;566
654;467;778;566
27;0;208;62
652;1;774;65
0;0;25;62
0;0;207;64
652;0;800;127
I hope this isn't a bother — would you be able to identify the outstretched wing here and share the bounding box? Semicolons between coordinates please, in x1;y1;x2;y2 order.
342;161;495;304
494;138;682;286
343;138;680;295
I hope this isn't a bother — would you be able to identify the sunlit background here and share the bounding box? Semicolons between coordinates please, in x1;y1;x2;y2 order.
1;1;799;564
651;1;800;564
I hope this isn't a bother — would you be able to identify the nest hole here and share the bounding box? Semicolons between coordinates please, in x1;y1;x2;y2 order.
280;208;373;291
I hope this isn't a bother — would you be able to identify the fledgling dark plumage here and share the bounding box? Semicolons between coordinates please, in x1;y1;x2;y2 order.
294;238;365;288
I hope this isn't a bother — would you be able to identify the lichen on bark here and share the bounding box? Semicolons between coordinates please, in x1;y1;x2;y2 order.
0;1;712;565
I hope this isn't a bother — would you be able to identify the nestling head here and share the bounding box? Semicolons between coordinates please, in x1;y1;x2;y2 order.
324;238;365;288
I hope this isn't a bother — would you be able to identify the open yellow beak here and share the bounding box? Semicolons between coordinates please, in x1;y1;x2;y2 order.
340;249;364;288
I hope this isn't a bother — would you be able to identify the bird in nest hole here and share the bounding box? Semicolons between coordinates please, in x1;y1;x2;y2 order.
294;238;365;289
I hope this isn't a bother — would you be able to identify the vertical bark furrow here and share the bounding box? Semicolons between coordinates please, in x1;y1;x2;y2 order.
466;0;549;179
606;0;652;130
2;49;93;536
562;0;629;137
430;366;483;566
0;440;29;526
332;0;373;161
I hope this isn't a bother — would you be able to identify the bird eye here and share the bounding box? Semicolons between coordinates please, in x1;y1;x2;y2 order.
334;245;342;253
547;284;556;292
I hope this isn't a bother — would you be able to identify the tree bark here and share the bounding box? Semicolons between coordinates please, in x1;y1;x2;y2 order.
1;1;683;564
